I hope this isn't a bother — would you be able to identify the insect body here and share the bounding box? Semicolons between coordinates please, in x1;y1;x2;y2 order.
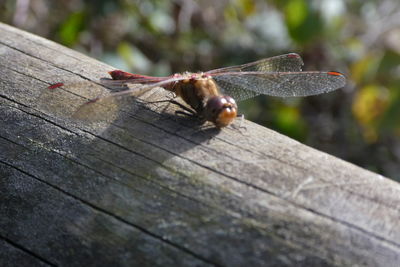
51;53;346;128
109;70;238;127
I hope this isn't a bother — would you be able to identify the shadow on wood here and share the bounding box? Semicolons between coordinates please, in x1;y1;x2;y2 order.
1;22;400;266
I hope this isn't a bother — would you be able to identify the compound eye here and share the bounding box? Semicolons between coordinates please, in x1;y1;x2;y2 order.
224;96;236;106
206;96;224;113
205;96;238;128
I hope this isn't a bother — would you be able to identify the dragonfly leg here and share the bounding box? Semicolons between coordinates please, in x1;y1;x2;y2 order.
145;92;177;105
237;114;245;128
169;100;196;115
175;110;196;118
231;114;247;132
146;99;174;105
146;95;195;115
145;97;179;113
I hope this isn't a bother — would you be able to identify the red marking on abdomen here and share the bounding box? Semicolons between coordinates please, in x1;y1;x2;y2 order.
108;70;157;81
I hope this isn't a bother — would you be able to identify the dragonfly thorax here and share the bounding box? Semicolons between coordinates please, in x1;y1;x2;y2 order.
170;75;220;112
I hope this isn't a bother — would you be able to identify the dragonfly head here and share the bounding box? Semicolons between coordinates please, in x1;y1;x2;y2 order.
204;96;238;128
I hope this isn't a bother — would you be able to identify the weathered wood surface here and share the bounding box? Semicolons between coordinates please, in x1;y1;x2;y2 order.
1;22;400;267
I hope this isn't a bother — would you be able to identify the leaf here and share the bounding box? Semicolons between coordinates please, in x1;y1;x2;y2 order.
273;105;307;141
352;84;389;142
284;0;323;44
58;11;86;46
350;53;382;85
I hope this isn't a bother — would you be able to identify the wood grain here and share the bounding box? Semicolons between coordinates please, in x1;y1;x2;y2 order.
1;22;399;266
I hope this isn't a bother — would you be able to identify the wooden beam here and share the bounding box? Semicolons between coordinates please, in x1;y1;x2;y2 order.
1;22;399;266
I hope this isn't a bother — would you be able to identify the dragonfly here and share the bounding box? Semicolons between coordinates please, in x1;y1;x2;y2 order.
49;53;346;128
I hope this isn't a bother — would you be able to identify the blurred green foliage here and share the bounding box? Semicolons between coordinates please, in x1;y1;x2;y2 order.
1;0;399;179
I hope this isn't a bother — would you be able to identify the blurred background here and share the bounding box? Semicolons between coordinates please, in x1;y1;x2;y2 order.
1;0;399;180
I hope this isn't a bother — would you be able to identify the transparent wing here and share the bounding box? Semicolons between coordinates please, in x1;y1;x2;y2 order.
207;53;304;74
99;76;174;92
207;53;305;100
212;71;346;101
73;76;184;121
